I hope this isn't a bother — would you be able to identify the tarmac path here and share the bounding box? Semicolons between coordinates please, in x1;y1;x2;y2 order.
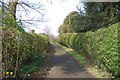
45;44;96;78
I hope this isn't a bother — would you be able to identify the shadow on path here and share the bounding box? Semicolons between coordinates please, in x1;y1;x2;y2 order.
46;44;96;78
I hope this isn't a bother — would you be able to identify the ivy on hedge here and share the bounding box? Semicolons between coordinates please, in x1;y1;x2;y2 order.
58;23;119;78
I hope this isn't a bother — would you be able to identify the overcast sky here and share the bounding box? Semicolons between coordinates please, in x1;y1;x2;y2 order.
16;0;80;36
43;0;80;36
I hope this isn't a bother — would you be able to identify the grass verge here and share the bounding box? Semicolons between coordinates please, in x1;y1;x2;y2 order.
58;44;87;66
58;43;110;78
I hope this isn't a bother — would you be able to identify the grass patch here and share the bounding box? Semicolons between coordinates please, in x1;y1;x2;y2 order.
57;43;110;78
58;44;87;66
89;66;111;78
19;52;47;77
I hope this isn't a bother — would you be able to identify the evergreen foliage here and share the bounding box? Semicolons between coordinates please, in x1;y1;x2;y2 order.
58;23;119;78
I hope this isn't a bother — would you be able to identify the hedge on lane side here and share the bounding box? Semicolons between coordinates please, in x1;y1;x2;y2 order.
2;27;49;77
58;22;119;78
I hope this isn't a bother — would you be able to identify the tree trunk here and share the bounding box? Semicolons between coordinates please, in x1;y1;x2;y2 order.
8;0;18;20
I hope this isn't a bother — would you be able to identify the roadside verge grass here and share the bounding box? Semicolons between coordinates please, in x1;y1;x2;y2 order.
57;43;110;78
58;44;87;66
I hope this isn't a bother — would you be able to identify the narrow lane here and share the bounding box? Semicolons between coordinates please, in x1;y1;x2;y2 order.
46;44;96;78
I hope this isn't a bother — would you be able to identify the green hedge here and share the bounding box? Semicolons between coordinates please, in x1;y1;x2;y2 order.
58;23;119;78
2;27;49;77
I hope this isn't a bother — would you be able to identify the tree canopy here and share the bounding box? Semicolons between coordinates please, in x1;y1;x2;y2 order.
59;2;119;34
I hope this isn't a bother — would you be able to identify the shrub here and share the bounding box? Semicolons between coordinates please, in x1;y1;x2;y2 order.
2;27;49;77
58;22;119;78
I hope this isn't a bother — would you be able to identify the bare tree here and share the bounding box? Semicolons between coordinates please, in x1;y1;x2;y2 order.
0;0;47;28
44;26;54;43
44;26;52;35
8;0;18;20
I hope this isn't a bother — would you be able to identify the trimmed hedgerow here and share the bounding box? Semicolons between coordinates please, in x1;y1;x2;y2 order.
58;22;119;78
2;27;49;78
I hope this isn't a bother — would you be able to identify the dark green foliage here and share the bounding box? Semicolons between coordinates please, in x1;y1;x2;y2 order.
83;2;119;30
59;2;119;34
58;23;119;78
20;52;46;76
58;11;81;33
16;19;26;33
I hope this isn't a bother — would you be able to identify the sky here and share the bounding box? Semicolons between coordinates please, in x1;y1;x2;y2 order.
17;0;80;36
43;0;79;36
